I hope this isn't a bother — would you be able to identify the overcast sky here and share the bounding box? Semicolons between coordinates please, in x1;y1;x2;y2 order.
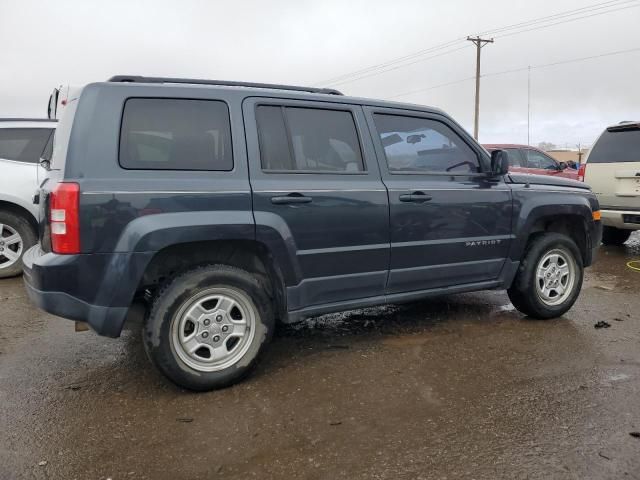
1;0;639;147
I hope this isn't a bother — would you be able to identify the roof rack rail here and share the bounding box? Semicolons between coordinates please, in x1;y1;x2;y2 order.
108;75;343;96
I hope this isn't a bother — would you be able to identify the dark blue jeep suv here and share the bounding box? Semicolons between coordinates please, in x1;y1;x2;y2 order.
23;76;602;390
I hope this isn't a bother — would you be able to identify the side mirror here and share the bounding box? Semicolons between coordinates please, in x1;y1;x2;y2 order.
558;161;568;170
490;150;509;176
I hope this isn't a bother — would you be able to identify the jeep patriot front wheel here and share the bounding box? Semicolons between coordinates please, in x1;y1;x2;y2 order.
143;264;274;391
507;233;584;319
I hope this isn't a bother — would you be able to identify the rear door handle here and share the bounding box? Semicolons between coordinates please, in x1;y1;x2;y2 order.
271;193;313;205
399;191;432;203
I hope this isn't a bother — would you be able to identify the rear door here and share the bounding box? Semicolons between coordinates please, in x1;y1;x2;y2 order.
585;125;640;208
365;107;512;294
243;98;390;311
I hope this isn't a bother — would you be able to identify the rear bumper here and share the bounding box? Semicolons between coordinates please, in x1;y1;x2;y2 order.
22;245;153;337
601;209;640;230
24;280;128;337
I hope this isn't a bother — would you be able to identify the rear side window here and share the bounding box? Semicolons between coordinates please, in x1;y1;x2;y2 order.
119;98;233;171
0;128;52;163
588;128;640;163
256;106;365;173
373;114;479;174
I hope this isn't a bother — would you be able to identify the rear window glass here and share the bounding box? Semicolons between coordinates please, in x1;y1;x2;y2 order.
588;128;640;163
119;98;233;171
0;128;52;163
256;105;365;173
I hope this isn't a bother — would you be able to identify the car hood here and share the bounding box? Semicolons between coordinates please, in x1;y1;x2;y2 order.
507;173;590;190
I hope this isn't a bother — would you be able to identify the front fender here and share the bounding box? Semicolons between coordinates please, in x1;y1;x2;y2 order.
509;188;594;262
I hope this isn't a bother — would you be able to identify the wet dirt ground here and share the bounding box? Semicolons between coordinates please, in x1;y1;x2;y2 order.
1;234;640;480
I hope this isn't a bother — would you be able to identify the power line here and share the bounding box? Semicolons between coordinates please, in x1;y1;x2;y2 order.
318;37;467;86
494;3;640;39
478;0;636;37
321;0;636;86
319;0;639;87
485;46;640;77
324;45;471;88
389;46;640;99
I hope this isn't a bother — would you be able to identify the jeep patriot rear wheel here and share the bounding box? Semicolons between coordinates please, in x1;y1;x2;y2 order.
507;233;584;319
143;264;274;391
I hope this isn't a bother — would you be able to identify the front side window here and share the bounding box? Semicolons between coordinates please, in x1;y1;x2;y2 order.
373;114;480;173
0;128;52;163
524;150;557;170
256;106;364;173
119;98;233;171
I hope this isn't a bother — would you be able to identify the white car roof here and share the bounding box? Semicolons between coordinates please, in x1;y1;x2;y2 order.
0;118;57;129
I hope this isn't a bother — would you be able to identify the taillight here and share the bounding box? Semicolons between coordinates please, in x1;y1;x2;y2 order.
578;164;586;182
50;182;80;254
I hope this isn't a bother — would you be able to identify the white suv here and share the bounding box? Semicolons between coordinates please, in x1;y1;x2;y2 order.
0;119;56;277
583;121;640;245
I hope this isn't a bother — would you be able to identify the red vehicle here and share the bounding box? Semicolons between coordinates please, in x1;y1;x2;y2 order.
483;144;579;180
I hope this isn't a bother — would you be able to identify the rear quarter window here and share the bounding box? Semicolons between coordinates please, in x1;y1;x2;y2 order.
588;128;640;163
119;98;233;171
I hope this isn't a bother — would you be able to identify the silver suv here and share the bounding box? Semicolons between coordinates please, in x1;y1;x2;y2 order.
583;121;640;245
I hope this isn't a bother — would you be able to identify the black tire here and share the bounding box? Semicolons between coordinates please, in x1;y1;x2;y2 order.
507;233;583;319
601;226;632;246
0;210;37;279
143;264;274;391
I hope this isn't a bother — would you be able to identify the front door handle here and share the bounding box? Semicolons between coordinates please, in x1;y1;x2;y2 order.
271;193;313;205
399;191;432;203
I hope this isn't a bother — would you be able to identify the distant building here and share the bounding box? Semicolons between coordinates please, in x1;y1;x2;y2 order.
546;149;590;164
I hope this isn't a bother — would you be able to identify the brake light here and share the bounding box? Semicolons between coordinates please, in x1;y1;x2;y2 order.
50;182;80;254
578;164;586;182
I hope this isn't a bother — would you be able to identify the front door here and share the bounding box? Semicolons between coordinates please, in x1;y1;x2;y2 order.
243;98;390;311
521;148;577;179
364;107;512;294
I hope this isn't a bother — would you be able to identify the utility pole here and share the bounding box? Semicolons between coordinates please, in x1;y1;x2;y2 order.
467;36;494;140
576;143;584;164
527;66;531;146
